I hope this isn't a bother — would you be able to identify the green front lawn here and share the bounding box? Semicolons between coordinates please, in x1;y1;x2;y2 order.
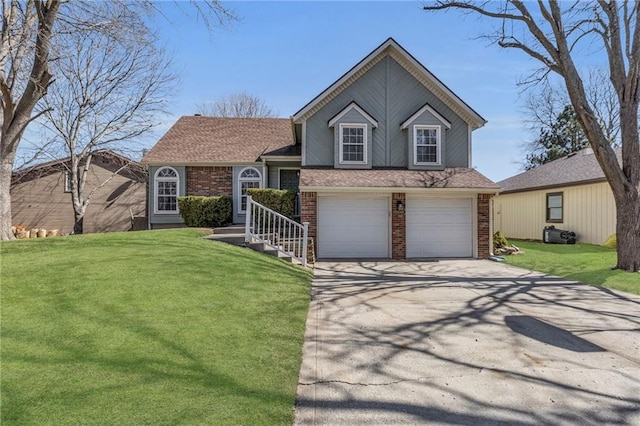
504;240;639;295
1;229;312;425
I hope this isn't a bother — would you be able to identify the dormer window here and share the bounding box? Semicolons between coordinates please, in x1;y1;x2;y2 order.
414;125;441;165
401;103;451;170
328;102;377;169
340;124;366;164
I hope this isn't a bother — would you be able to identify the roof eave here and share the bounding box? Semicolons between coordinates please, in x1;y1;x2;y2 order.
499;177;608;195
300;185;500;194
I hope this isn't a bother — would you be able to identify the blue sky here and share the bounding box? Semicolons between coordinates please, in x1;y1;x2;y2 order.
151;1;545;182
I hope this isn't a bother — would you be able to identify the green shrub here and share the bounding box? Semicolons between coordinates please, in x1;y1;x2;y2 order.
247;189;297;219
177;196;232;227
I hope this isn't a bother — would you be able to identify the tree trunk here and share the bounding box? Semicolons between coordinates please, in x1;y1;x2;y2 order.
0;0;61;240
0;152;16;240
73;213;84;235
613;188;640;272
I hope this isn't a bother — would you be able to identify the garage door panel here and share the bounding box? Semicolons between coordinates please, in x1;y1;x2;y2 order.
407;198;472;258
318;197;389;258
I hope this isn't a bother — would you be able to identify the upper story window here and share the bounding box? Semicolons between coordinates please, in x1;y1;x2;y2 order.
64;170;72;193
546;192;563;223
339;124;367;164
155;167;179;213
414;125;441;165
239;167;262;212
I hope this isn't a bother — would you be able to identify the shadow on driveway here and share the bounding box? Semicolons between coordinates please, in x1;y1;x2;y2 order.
294;260;640;425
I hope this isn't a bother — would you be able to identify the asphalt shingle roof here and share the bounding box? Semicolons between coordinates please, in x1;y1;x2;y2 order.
300;168;499;190
498;148;620;193
142;116;295;164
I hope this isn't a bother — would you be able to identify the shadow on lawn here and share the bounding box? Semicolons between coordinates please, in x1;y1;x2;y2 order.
294;261;640;425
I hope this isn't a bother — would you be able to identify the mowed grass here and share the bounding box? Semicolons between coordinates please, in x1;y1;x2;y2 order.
1;229;312;425
504;240;639;295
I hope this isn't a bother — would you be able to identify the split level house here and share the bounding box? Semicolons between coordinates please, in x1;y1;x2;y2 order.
142;38;500;260
11;150;147;235
494;147;620;246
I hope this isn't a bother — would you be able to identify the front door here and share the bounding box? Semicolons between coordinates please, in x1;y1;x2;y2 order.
280;169;300;218
279;169;299;191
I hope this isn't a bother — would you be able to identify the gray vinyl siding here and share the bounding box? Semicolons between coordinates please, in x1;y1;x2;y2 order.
304;56;470;168
149;165;186;227
267;162;300;188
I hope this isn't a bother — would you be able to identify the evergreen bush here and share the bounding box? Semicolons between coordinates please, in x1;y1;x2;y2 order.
177;196;232;227
246;188;297;219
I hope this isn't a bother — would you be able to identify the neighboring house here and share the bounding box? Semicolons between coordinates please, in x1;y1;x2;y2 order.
494;147;619;245
142;38;499;259
11;150;147;234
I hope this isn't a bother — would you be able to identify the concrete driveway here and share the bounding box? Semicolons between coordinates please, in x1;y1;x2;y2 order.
294;260;640;425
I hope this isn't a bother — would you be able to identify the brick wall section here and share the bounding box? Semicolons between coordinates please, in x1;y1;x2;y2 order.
477;194;493;259
186;166;233;196
392;193;406;260
301;192;317;256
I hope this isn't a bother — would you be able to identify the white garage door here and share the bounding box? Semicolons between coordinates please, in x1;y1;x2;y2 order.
318;196;389;258
406;197;473;258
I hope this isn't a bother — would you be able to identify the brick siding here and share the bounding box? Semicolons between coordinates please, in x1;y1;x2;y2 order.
477;193;493;259
392;193;406;260
186;166;233;196
300;192;317;256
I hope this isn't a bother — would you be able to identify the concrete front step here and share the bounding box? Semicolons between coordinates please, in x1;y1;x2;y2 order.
213;225;245;235
207;233;246;246
249;242;293;262
207;230;302;265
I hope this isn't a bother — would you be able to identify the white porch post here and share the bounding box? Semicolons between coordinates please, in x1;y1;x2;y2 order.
245;196;253;243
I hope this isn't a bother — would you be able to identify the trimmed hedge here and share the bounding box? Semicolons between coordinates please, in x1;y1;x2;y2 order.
177;196;232;228
247;188;297;219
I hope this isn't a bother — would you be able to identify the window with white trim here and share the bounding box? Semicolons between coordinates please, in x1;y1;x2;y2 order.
64;170;72;193
239;167;262;212
339;124;366;164
155;167;179;213
414;125;441;165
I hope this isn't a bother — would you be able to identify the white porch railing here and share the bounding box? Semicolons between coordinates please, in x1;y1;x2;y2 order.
244;196;309;267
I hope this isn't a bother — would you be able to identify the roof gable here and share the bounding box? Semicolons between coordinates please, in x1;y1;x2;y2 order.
328;102;378;128
292;38;485;129
401;103;452;129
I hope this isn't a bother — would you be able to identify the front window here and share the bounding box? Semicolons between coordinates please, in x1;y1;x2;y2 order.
64;170;72;193
546;192;563;223
239;167;262;212
414;126;441;165
155;167;179;213
340;124;366;164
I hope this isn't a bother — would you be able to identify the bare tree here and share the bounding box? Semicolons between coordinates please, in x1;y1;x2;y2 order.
196;92;276;118
1;0;61;240
522;69;621;165
0;0;236;240
424;1;640;272
40;4;174;234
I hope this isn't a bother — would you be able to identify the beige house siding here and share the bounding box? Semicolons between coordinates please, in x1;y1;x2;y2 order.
11;165;146;235
493;181;616;245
